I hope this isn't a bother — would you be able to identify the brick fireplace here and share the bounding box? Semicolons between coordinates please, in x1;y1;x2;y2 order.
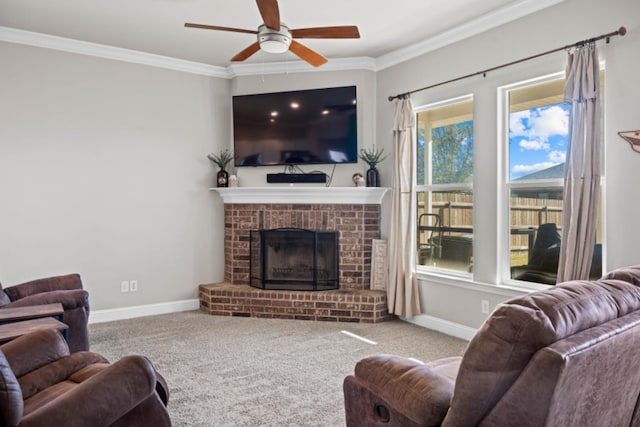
199;187;394;323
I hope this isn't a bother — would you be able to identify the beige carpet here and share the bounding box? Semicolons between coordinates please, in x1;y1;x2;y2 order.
89;311;468;427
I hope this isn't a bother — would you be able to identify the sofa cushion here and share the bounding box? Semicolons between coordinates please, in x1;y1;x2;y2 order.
2;289;89;311
18;352;109;400
2;274;82;301
1;330;70;378
442;279;640;427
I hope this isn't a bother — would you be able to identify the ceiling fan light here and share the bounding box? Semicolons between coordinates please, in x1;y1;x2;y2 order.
258;24;291;54
261;39;289;53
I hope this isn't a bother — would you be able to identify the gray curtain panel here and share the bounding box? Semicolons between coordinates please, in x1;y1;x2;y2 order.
387;96;421;317
557;45;601;282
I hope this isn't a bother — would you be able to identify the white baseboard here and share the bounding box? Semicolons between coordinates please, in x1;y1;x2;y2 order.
88;300;477;342
89;299;200;324
402;314;477;341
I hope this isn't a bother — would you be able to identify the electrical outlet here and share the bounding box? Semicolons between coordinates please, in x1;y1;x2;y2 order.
481;300;490;314
130;280;138;292
120;281;130;293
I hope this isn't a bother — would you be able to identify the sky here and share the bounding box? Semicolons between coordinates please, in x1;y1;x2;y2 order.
509;103;569;180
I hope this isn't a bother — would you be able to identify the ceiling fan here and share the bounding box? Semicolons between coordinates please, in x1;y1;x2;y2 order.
184;0;360;67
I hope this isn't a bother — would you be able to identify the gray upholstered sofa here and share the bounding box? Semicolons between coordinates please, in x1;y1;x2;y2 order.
344;265;640;427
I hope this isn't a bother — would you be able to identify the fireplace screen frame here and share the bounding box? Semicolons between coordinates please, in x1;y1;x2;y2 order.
250;228;339;291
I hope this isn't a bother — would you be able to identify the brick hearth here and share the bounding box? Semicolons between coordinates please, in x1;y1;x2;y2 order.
199;283;393;323
201;188;393;323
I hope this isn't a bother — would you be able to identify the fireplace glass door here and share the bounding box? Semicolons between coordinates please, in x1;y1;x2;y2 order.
250;228;339;291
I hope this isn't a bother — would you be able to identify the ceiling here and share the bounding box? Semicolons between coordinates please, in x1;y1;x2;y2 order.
0;0;562;71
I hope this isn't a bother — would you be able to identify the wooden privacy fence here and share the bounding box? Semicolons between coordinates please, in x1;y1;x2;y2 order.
417;192;564;258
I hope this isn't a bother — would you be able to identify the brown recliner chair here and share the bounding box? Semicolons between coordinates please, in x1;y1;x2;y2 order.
0;273;89;352
344;265;640;427
0;329;171;426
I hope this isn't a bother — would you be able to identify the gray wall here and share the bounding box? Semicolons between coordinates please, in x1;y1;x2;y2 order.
0;43;229;310
376;0;640;333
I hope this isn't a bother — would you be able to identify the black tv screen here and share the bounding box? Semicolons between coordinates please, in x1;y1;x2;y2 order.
233;86;358;167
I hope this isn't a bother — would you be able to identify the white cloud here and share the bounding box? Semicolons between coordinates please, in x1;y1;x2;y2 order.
509;110;531;138
513;162;559;174
548;150;566;163
519;139;550;150
513;150;565;176
509;105;569;144
528;105;569;139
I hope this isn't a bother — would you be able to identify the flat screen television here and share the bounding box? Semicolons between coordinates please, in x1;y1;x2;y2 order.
233;85;358;167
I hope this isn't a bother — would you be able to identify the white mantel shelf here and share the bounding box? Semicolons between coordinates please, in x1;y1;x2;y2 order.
210;187;390;205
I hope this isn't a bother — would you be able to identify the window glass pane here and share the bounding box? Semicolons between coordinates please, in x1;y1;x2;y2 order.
509;186;603;284
509;187;563;284
506;75;604;285
416;97;473;275
417;190;473;273
509;90;569;181
416;99;473;186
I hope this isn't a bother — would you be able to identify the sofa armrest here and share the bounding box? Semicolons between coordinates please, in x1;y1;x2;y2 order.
19;355;159;427
4;289;89;311
600;264;640;286
3;274;82;301
345;354;454;427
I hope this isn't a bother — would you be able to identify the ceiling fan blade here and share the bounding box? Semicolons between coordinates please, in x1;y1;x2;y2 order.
184;23;257;35
289;40;327;67
291;26;360;39
231;42;261;62
256;0;280;30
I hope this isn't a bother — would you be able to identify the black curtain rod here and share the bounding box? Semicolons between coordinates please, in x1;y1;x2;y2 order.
388;26;627;102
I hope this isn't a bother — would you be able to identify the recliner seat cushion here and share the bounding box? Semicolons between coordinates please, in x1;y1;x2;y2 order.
19;353;108;400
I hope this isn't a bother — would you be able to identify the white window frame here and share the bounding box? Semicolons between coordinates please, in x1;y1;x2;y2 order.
499;69;606;289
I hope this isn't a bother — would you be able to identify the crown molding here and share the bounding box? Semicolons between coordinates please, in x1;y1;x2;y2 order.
227;56;376;77
0;26;231;78
376;0;565;70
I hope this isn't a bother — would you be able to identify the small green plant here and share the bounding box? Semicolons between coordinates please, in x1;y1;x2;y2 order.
359;146;388;168
207;149;234;169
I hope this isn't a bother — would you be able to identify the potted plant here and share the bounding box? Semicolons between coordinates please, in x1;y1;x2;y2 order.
359;146;388;187
207;149;234;187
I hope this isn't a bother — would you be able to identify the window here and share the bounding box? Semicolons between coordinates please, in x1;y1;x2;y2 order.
503;72;604;285
416;96;473;274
